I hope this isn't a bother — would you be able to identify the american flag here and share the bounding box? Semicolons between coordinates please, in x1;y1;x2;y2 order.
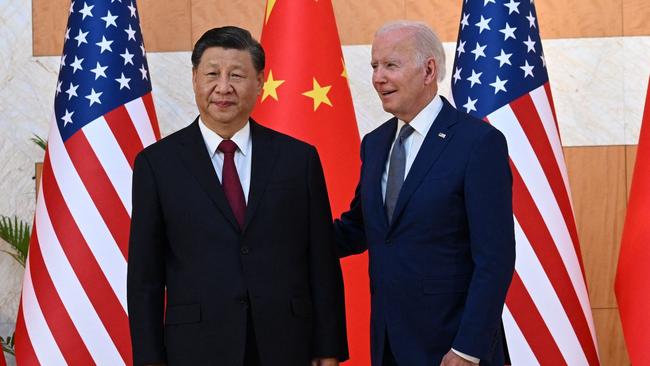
14;1;159;364
451;1;600;365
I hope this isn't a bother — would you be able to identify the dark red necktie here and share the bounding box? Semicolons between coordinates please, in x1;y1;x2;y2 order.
217;140;246;229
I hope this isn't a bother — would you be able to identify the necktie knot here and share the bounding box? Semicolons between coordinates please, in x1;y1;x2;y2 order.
218;139;238;154
398;124;415;143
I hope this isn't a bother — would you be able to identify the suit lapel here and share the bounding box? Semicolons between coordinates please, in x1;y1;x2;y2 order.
244;120;279;231
389;99;458;229
177;118;241;231
365;118;398;230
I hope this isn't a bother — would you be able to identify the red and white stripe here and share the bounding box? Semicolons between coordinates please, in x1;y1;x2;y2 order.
14;94;159;366
487;84;600;365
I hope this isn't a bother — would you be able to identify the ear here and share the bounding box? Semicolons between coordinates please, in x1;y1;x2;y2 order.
256;70;265;95
423;57;437;85
192;67;198;88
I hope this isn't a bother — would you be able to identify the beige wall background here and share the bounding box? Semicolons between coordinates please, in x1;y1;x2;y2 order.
31;0;650;55
0;0;647;365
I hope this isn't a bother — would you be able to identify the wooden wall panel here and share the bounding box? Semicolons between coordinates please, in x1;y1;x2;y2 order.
332;0;405;45
564;145;634;365
35;163;43;197
593;308;630;365
190;0;265;46
535;0;623;39
32;0;69;56
623;0;650;36
404;0;461;42
138;0;192;52
626;145;638;197
33;0;647;55
564;146;626;308
32;0;194;55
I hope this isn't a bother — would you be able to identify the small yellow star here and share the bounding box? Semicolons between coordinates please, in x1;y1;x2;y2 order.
302;78;333;111
261;70;285;102
265;0;277;24
341;58;348;79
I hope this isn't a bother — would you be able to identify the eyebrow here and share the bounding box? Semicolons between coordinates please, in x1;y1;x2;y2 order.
203;62;247;70
371;58;401;65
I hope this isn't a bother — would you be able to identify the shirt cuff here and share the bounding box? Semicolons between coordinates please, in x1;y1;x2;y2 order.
451;348;480;364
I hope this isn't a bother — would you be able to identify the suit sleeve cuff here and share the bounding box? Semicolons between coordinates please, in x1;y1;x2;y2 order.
452;348;480;364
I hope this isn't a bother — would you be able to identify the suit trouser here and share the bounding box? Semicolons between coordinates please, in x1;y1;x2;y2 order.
382;331;399;366
243;305;261;366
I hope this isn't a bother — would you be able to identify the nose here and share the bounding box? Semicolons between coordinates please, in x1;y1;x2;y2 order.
215;75;233;94
372;67;385;86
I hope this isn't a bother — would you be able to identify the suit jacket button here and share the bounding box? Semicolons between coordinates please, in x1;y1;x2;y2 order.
240;246;249;255
385;239;392;245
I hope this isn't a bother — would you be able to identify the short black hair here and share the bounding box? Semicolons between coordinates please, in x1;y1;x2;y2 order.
191;26;265;73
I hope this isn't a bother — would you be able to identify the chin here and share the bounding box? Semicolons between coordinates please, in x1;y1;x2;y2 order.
208;109;236;120
381;104;396;115
208;115;233;125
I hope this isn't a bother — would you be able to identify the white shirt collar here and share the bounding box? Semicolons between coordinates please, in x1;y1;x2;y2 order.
198;117;252;157
397;94;444;137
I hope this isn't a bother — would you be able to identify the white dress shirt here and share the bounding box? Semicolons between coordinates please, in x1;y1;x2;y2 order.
381;94;443;202
381;95;480;365
198;118;252;203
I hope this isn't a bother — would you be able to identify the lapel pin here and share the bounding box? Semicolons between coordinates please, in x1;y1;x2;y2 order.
438;132;446;139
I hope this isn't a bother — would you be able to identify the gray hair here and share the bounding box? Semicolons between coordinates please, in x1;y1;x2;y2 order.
376;21;446;82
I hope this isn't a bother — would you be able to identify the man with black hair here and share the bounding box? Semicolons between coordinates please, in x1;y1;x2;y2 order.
127;26;348;366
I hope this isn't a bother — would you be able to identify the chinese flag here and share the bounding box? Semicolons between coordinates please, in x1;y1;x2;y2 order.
252;0;368;364
615;77;650;366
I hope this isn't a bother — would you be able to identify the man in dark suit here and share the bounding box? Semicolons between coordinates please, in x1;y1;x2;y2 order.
335;21;515;366
127;26;348;366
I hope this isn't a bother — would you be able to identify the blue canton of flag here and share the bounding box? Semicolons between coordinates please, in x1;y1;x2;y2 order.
451;0;546;118
55;0;151;141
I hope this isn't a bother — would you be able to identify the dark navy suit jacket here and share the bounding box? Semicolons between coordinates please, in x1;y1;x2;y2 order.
335;97;515;366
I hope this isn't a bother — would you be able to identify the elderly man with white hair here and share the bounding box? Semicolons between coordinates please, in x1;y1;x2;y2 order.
335;21;515;366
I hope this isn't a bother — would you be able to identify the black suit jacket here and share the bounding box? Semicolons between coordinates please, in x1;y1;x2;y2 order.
127;119;348;365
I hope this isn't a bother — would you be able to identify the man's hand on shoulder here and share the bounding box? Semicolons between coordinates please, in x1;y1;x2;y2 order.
440;350;479;366
311;357;339;366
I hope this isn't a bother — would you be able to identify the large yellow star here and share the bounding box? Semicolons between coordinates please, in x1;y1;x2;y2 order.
262;70;285;102
265;0;277;24
302;78;333;111
341;58;348;79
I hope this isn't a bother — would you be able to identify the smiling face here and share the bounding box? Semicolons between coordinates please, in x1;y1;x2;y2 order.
192;46;263;137
371;29;438;122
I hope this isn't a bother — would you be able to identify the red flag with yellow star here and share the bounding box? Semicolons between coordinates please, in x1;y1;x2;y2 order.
253;0;368;364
